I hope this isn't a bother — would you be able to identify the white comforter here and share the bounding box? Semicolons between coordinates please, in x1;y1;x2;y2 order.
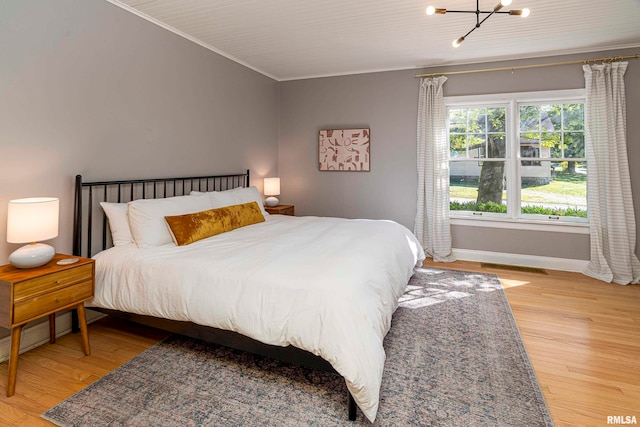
90;214;425;422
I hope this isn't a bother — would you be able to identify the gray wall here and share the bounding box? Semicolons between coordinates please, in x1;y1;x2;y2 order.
278;72;419;227
278;48;640;261
0;0;279;264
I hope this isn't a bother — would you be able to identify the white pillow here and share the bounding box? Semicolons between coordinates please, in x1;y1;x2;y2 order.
99;202;134;246
191;186;269;217
127;195;212;248
218;187;270;217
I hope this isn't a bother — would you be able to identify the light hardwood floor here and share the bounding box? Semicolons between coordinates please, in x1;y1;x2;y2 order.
0;260;638;426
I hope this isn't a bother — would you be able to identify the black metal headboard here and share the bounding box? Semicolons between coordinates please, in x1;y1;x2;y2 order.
73;170;250;258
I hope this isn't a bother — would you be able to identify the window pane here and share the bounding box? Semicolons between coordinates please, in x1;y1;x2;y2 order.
450;134;467;158
521;142;541;166
564;132;585;158
488;107;506;132
543;132;562;158
450;161;506;213
521;145;540;158
449;109;467;133
488;134;506;158
468;108;486;133
477;160;506;206
564;104;584;130
450;163;478;210
520;105;539;131
542;104;561;131
470;134;487;158
521;132;539;145
520;160;587;218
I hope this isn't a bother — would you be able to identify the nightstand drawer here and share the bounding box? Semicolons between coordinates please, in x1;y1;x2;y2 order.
13;280;93;324
13;264;93;302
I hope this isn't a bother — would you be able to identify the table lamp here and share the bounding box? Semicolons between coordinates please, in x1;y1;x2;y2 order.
7;197;59;268
264;177;280;207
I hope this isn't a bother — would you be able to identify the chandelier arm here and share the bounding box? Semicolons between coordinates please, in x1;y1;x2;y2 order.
447;10;511;14
477;10;497;27
459;9;496;37
462;25;479;40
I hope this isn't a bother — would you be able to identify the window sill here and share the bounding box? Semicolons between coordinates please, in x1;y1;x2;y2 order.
450;216;589;234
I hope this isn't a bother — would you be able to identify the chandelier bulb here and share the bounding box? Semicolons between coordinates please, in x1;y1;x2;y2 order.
426;6;446;15
500;0;512;6
509;8;531;17
452;37;465;48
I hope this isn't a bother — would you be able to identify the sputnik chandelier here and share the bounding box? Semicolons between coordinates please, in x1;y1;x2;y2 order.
426;0;530;47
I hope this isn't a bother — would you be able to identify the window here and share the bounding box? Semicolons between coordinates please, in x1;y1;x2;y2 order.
447;89;587;225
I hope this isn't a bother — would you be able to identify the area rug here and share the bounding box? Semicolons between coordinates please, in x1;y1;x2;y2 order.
42;267;554;426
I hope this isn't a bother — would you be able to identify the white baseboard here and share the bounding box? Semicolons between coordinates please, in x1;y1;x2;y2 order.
452;248;589;273
0;309;105;364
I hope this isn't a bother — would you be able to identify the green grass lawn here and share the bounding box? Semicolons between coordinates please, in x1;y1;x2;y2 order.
523;169;586;199
450;169;587;216
451;170;586;205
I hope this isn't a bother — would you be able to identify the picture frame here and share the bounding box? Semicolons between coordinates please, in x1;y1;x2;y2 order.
318;128;370;171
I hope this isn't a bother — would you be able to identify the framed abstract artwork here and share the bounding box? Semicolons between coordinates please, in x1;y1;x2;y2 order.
318;128;370;171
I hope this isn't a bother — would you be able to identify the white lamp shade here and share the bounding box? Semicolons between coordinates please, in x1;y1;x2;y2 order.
264;177;280;207
7;197;59;243
264;177;280;196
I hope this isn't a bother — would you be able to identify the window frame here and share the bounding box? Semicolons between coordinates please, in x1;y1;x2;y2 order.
445;89;588;233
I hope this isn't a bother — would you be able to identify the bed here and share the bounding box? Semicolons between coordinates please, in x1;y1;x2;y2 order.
72;170;425;422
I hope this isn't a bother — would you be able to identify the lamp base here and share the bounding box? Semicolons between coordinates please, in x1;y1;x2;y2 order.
9;243;55;269
265;196;279;207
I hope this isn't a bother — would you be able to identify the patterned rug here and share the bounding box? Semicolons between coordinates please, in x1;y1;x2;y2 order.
42;267;554;426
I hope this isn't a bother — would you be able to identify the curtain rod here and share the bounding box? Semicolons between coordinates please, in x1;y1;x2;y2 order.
414;54;639;78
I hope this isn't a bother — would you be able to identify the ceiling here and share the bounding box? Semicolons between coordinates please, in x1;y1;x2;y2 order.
110;0;640;81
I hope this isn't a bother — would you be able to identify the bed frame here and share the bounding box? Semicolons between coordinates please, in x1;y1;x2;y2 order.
72;170;357;421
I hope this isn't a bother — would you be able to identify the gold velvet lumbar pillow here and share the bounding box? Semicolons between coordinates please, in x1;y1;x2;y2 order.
165;201;265;246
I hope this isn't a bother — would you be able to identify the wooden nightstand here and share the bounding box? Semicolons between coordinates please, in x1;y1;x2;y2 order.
265;205;295;216
0;253;94;397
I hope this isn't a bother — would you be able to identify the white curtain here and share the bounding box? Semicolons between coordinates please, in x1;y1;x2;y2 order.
583;62;640;284
415;76;455;262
